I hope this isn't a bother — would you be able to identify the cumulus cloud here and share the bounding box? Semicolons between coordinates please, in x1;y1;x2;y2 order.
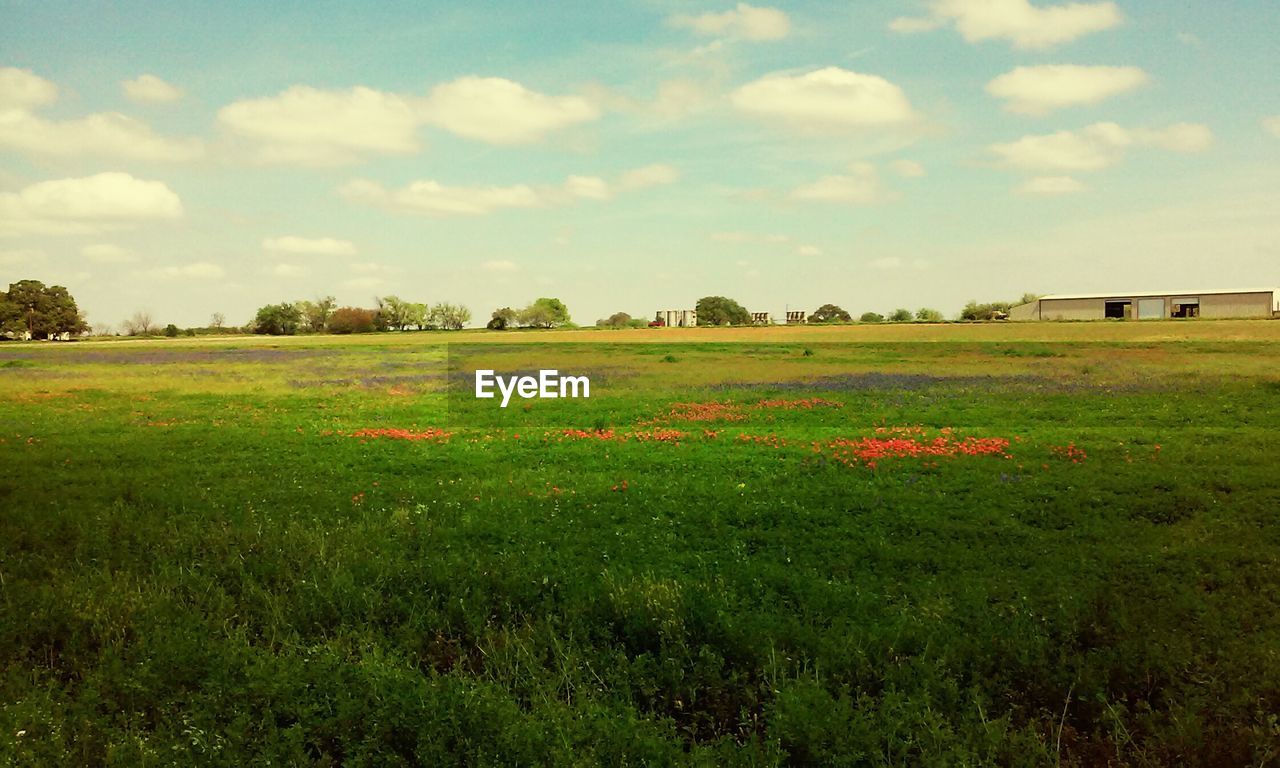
0;68;201;161
418;77;599;145
989;122;1212;172
218;86;420;165
891;159;927;177
668;4;791;40
481;259;519;272
342;164;678;217
791;163;895;205
1018;176;1086;195
1265;116;1280;138
0;110;203;161
270;263;305;277
0;172;183;235
730;67;916;132
81;243;138;263
122;74;184;103
891;0;1123;50
0;67;58;111
795;244;823;256
987;65;1148;115
262;236;357;255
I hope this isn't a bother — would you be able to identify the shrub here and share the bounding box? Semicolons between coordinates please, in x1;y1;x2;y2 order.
327;307;377;334
859;312;884;323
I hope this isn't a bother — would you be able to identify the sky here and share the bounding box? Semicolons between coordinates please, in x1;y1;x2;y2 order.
1;0;1278;329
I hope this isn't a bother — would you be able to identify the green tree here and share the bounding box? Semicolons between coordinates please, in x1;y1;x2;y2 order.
518;297;570;328
888;308;913;322
3;280;89;339
376;295;413;331
297;296;336;332
811;304;852;323
859;311;885;323
487;307;517;330
163;323;180;337
597;311;633;328
915;307;944;323
432;303;471;330
960;300;1014;321
406;302;429;330
253;302;303;335
696;296;750;326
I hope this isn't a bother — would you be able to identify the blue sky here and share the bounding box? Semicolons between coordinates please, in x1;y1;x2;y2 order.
2;0;1278;328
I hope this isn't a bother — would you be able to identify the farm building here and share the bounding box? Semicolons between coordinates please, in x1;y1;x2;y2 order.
654;309;697;327
1010;289;1280;321
750;312;771;325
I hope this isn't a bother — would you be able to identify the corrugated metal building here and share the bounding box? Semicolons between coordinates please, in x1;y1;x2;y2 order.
1010;289;1280;321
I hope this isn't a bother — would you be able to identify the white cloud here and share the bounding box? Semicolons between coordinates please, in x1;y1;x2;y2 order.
342;164;676;217
989;122;1212;172
987;65;1148;115
796;244;823;256
160;262;224;279
418;76;599;145
0;172;183;236
341;178;542;216
81;243;138;263
350;261;386;274
0;109;203;161
731;67;916;132
891;159;927;178
218;86;420;165
869;256;903;269
122;74;184;104
891;0;1123;50
270;263;305;277
0;248;45;267
618;163;681;189
1264;116;1280;138
0;68;200;161
481;259;519;272
564;175;612;200
1018;176;1086;195
262;236;356;255
0;67;58;111
668;4;791;40
791;163;894;205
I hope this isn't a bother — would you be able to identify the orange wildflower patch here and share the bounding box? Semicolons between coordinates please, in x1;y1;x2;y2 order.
753;398;842;410
349;427;453;442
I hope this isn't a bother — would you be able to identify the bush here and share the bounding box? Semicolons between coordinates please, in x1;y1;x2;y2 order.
253;303;304;335
859;312;884;323
163;324;179;337
888;308;913;322
327;307;377;334
915;308;944;323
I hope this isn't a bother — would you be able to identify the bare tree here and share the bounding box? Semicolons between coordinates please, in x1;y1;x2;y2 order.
123;310;157;336
210;312;225;329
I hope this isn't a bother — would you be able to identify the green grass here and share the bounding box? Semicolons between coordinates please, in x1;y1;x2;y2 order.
1;335;1278;765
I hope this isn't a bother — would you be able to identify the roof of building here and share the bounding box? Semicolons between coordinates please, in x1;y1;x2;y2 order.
1039;288;1278;302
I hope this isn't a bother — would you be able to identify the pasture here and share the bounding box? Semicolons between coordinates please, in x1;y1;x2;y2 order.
2;323;1279;765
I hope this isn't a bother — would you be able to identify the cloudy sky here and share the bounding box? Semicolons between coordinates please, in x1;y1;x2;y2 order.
1;0;1278;329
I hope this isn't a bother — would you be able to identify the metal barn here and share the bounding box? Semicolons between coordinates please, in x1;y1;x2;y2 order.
1009;289;1280;321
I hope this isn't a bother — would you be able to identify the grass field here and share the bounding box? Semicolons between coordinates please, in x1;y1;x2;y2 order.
2;323;1279;765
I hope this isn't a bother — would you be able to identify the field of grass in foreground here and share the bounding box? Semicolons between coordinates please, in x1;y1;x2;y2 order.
2;328;1279;766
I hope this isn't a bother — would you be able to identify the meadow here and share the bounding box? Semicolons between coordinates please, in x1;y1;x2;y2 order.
2;322;1279;766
